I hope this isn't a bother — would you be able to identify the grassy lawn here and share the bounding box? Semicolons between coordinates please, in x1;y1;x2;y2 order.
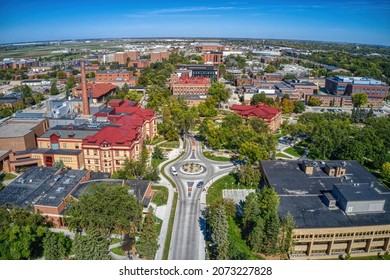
3;173;17;180
284;146;305;157
110;238;122;245
207;175;237;204
152;186;169;206
203;151;231;162
275;153;292;159
111;246;125;256
163;192;178;260
150;136;165;145
350;254;390;260
159;141;180;149
152;157;165;168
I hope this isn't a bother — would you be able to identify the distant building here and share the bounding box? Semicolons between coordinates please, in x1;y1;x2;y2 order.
325;76;389;98
176;64;219;82
231;103;282;132
150;51;170;63
128;60;150;69
0;58;39;70
195;42;224;52
95;70;133;83
113;51;139;64
72;82;116;103
202;52;223;65
170;75;211;95
0;94;23;109
260;160;390;259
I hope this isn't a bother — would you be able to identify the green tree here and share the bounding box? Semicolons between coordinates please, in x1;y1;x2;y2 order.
307;97;322;106
56;71;67;79
279;213;295;258
0;207;48;260
352;92;368;108
43;232;72;260
52;159;64;169
50;81;60;95
381;162;390;181
210;204;229;260
265;65;276;73
112;157;146;180
65;74;76;92
136;207;159;260
125;90;143;102
238;164;261;188
281;98;295;114
250;93;274;106
248;118;269;134
239;141;269;164
73;231;110;260
293;101;305;113
65;183;143;237
152;146;164;160
208;82;231;103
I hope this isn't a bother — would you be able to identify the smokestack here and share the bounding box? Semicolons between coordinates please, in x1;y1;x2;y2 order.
80;59;90;115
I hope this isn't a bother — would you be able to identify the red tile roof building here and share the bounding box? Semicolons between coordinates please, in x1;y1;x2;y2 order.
83;100;157;173
231;103;282;132
170;76;211;95
72;82;116;103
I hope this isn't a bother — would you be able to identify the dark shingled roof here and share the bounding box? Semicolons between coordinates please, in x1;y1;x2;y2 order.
261;160;390;229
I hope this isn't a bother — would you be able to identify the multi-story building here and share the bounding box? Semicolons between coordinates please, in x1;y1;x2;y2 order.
95;70;133;83
203;52;223;65
150;51;170;63
231;103;282;132
170;75;211;95
0;118;49;152
195;42;224;52
260;160;390;259
113;51;139;64
84;101;157;173
176;64;219;82
128;60;150;69
72;82;116;103
0;58;39;70
325;76;389;98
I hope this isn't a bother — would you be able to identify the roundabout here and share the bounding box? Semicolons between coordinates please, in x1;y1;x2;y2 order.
180;162;205;175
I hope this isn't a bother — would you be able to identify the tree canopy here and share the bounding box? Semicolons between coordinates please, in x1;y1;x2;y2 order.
65;183;143;237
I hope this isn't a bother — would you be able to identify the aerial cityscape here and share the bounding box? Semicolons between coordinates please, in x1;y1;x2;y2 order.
0;0;389;262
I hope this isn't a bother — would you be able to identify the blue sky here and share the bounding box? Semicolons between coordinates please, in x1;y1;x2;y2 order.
0;0;389;45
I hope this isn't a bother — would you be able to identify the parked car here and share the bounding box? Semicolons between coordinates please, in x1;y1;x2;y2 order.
196;181;204;188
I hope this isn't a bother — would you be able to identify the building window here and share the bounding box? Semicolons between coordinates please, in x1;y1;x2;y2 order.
93;150;98;156
75;145;79;149
86;149;89;155
63;143;67;149
115;151;120;157
95;159;99;164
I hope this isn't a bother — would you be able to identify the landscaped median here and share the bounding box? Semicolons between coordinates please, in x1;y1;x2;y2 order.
162;192;178;260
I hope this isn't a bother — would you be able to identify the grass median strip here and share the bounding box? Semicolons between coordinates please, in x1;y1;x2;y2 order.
162;192;178;260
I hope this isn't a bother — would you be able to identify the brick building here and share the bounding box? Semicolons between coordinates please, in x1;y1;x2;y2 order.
72;82;116;103
95;70;133;83
84;101;157;173
202;52;223;65
170;76;211;95
195;42;224;52
231;103;282;132
0;118;49;152
325;76;389;98
113;51;139;64
128;60;150;69
150;51;170;63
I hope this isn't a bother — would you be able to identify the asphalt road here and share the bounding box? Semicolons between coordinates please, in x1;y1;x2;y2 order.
167;136;234;260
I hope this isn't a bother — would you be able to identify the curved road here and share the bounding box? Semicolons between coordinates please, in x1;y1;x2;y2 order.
166;136;234;260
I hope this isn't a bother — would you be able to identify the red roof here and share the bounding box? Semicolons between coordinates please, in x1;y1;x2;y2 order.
75;83;116;99
83;126;139;147
231;103;281;120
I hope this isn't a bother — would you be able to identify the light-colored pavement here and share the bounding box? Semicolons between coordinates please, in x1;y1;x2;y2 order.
167;136;235;260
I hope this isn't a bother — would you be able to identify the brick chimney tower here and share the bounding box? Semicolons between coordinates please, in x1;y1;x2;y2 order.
80;59;90;115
